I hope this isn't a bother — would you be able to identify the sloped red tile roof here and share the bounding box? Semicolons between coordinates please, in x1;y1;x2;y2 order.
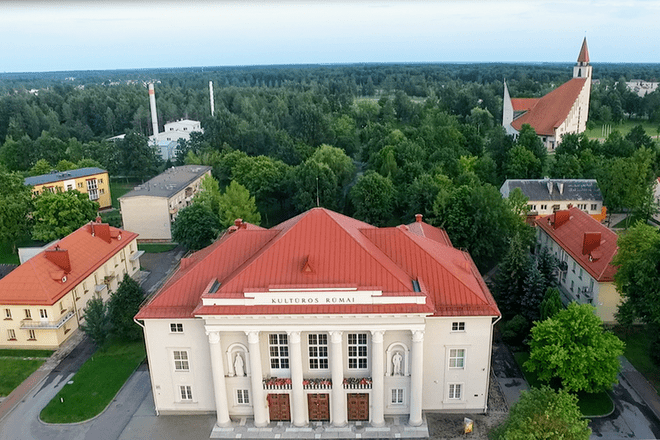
535;207;617;282
577;38;590;63
0;223;138;306
511;98;540;112
511;78;588;135
136;208;500;320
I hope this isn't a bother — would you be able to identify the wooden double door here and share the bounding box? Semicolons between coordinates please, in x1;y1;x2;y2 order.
347;393;369;421
267;393;291;421
307;393;330;421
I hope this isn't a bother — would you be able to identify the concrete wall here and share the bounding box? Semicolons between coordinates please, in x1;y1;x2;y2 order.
120;196;171;240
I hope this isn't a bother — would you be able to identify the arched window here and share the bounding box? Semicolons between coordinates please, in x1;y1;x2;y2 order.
226;343;250;377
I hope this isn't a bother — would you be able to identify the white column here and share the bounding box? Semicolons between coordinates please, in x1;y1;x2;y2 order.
409;330;424;426
288;331;306;426
208;331;231;427
371;330;385;426
329;331;346;426
247;331;268;427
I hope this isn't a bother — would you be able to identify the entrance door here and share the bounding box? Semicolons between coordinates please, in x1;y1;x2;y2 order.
267;393;291;421
347;393;369;421
307;393;330;421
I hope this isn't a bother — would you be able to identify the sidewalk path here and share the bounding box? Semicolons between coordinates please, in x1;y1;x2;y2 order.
619;357;660;423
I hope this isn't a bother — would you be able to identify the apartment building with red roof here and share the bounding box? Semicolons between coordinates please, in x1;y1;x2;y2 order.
503;38;592;151
0;221;141;349
535;207;620;323
135;208;500;437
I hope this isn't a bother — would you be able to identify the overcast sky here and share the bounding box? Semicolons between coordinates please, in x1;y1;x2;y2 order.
1;0;659;73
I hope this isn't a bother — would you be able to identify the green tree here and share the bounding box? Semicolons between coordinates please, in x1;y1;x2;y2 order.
217;180;261;228
76;158;103;169
540;287;563;321
525;303;624;393
290;159;340;212
506;145;542;179
172;204;220;251
193;175;222;218
108;274;144;341
310;144;356;187
79;297;109;348
29;159;53;176
349;171;396;226
56;159;78;171
490;386;590;440
492;233;531;319
32;190;99;242
0;171;33;251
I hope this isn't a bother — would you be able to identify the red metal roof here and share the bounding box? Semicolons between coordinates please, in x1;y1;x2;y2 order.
511;78;588;135
534;208;618;282
136;208;500;320
511;98;540;112
577;38;590;63
0;223;138;306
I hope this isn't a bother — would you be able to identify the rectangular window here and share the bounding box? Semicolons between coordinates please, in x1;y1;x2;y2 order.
173;350;190;371
391;388;404;404
449;349;465;369
180;385;193;401
28;329;36;340
579;268;583;280
77;182;83;188
572;261;576;273
4;309;11;319
7;329;16;340
40;309;48;319
591;204;598;211
348;333;368;369
269;334;289;369
87;179;99;200
578;203;587;210
83;282;88;293
540;204;547;210
308;334;329;369
448;383;462;400
59;302;65;313
570;280;574;292
24;309;32;319
170;323;184;333
552;204;560;211
236;389;250;404
451;322;465;331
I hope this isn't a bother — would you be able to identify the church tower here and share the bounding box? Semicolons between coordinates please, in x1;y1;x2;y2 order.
573;38;592;79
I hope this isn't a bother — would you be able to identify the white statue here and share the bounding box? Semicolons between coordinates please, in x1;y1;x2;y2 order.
234;353;245;377
392;351;403;376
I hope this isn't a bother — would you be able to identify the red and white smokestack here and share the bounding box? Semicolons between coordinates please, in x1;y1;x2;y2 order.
209;81;215;117
148;83;159;136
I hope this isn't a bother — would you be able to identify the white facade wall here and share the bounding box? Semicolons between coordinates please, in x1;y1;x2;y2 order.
527;199;602;218
120;196;171;240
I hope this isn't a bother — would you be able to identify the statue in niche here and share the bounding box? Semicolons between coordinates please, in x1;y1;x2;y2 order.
392;351;403;376
234;353;245;377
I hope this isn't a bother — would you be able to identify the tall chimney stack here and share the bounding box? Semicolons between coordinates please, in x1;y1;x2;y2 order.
148;83;159;137
209;81;215;117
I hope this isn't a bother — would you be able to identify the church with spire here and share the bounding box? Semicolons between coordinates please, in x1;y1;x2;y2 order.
503;38;592;151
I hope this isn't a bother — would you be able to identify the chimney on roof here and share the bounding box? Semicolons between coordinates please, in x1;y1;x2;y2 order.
415;214;423;223
90;222;112;243
582;232;601;255
45;246;71;273
95;216;102;223
553;210;570;228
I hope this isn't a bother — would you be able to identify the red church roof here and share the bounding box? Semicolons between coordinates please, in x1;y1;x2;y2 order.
136;208;500;320
511;78;587;136
534;207;617;282
0;223;138;306
577;38;590;63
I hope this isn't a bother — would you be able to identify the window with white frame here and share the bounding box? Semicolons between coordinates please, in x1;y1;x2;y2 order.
449;348;465;368
540;204;547;210
269;334;289;369
236;389;250;404
7;329;16;340
348;333;368;369
391;388;404;404
579;268;583;280
179;385;193;401
4;309;11;319
24;309;32;319
448;383;462;400
451;322;465;331
173;350;190;371
87;179;99;200
40;309;48;319
170;323;184;333
308;333;328;369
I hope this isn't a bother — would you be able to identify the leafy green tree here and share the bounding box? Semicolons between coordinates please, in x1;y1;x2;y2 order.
521;260;546;322
231;155;288;207
0;171;33;251
79;297;109;348
490;386;591;440
172;204;220;251
540;287;563;321
506;145;542;179
56;159;78;171
32;190;99;242
77;158;103;169
118;131;161;179
290;159;341;212
613;222;660;328
505;187;529;217
536;246;559;288
516;124;547;167
349;171;396;226
108;274;145;341
217;180;261;228
310;144;356;187
193;175;222;218
29;159;53;176
525;303;624;393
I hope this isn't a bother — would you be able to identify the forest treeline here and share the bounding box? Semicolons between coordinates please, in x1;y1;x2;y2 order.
1;62;659;270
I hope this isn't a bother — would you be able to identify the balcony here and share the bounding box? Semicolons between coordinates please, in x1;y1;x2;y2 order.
343;377;372;390
21;310;74;330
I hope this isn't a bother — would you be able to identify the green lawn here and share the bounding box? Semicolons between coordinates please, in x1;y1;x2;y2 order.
513;352;613;416
585;119;660;139
0;349;53;358
138;243;178;253
613;325;660;395
0;234;45;264
0;358;46;396
109;179;138;209
40;339;145;423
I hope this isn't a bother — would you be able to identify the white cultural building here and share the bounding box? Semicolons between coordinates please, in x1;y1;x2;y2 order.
135;208;501;438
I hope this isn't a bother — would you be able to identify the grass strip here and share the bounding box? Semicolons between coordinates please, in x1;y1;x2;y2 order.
0;349;53;358
613;325;660;396
40;339;145;423
0;359;45;396
138;243;178;253
513;351;613;417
